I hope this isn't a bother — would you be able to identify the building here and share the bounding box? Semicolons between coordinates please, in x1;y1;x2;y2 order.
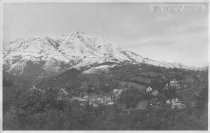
170;79;178;86
107;101;114;105
146;86;153;92
170;79;180;89
112;89;124;97
152;90;159;96
166;98;185;110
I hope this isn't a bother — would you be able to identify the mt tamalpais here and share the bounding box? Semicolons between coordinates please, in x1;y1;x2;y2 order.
3;32;208;130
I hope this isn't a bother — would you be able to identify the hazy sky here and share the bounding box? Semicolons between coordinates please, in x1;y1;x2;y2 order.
3;3;209;67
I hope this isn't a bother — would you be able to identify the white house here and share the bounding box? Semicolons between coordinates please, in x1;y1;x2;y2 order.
113;89;124;97
166;98;185;110
107;101;114;105
166;100;171;104
171;98;180;103
146;86;153;92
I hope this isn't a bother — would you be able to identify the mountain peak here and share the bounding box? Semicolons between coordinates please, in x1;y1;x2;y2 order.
3;32;199;78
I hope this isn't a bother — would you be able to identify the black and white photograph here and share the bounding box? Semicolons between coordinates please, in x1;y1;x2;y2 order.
2;0;209;131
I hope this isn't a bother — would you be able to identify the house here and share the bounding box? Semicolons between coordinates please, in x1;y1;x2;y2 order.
84;95;88;100
105;95;112;101
170;79;178;86
112;89;124;97
170;79;180;89
171;103;185;110
107;101;114;105
171;98;181;103
90;102;98;107
152;90;159;96
57;89;68;100
59;88;68;95
165;83;169;89
146;86;153;92
72;97;86;102
166;100;171;104
166;98;185;110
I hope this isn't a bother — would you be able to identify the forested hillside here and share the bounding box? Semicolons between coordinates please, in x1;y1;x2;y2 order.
3;63;208;130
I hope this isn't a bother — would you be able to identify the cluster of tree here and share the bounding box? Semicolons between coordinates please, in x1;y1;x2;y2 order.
195;87;208;110
3;83;208;130
119;88;148;108
3;64;208;130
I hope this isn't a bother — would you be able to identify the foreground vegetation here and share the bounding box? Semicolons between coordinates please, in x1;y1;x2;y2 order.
3;63;208;130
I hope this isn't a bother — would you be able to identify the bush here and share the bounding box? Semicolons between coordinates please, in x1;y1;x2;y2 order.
119;88;146;108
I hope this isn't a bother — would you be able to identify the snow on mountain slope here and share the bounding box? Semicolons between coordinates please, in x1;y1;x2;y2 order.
83;65;116;74
4;37;70;75
3;32;196;77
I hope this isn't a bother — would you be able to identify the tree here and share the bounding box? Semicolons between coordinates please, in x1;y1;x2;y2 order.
195;87;208;110
119;88;145;108
150;75;166;92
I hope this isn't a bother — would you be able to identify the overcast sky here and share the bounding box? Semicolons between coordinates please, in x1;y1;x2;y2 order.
3;3;209;67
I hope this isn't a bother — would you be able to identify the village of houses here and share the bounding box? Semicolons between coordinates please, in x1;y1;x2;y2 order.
28;66;206;117
53;73;201;114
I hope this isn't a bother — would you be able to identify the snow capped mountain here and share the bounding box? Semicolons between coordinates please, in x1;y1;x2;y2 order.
3;32;197;79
